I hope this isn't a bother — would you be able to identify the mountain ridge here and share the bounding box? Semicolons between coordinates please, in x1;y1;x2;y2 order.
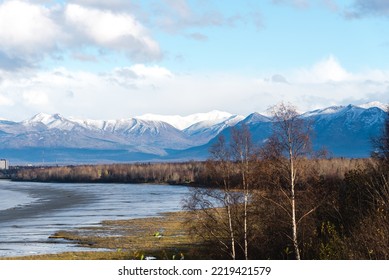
0;103;387;164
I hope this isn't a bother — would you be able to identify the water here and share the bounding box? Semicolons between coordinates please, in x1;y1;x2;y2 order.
0;180;191;257
0;189;37;211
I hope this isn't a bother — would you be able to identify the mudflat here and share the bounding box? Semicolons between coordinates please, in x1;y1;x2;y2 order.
0;186;91;223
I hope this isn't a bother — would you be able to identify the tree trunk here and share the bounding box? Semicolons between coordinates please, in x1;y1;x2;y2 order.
242;149;249;260
290;148;301;260
243;173;248;260
226;196;236;260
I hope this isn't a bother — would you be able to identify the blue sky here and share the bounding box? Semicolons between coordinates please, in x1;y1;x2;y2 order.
0;0;388;120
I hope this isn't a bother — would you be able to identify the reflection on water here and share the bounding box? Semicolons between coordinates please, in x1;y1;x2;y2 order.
0;180;190;257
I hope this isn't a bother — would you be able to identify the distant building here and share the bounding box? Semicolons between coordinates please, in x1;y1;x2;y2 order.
0;159;9;170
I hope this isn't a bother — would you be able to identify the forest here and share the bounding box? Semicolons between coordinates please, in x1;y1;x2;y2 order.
12;103;389;260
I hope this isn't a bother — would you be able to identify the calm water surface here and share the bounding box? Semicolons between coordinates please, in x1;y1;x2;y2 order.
0;180;190;257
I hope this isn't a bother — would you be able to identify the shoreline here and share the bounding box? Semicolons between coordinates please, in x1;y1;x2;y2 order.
2;210;206;260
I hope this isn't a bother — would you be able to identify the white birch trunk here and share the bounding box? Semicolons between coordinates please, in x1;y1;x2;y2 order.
289;144;301;260
226;201;236;260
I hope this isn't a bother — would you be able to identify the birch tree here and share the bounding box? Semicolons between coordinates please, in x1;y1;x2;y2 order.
209;135;237;259
230;124;254;260
266;102;312;260
184;126;256;259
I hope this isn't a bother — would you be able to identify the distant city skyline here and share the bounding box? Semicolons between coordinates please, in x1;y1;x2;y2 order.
0;0;388;121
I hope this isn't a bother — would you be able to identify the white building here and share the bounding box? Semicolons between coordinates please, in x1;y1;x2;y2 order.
0;159;9;170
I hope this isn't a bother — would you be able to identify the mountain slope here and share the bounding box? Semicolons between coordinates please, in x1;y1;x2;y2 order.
183;115;245;145
306;105;386;157
180;104;387;160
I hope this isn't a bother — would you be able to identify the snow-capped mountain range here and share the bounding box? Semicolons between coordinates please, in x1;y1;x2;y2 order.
0;102;387;164
136;110;241;130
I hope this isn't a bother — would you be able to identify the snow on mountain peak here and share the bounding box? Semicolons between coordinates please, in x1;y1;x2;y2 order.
302;106;345;118
244;112;271;123
27;113;60;124
70;118;106;130
24;113;80;131
136;110;236;130
358;101;387;111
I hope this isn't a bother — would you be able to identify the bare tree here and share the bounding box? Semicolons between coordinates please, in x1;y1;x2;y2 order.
230;124;255;260
209;135;237;259
264;102;313;260
183;126;256;260
183;185;241;259
183;134;242;260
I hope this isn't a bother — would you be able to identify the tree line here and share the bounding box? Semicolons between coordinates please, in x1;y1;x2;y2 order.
14;162;208;185
13;157;366;186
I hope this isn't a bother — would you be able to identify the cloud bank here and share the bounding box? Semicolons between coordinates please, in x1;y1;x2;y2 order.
0;55;388;120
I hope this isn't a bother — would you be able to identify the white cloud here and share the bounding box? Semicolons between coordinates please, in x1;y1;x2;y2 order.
126;64;173;79
107;64;173;89
294;55;351;83
0;58;388;121
271;55;389;111
0;1;161;71
312;55;351;82
0;0;60;65
0;95;14;106
0;65;175;119
23;91;49;106
64;4;161;61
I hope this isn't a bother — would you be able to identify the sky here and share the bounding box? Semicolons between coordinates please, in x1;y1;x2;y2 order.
0;0;389;120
